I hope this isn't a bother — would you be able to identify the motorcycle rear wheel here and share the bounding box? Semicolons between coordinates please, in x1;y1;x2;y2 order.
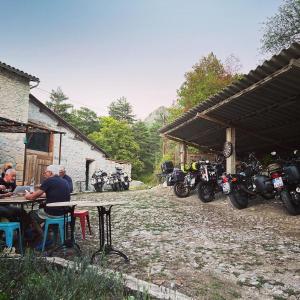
173;182;190;198
229;190;248;209
280;190;300;215
197;182;214;202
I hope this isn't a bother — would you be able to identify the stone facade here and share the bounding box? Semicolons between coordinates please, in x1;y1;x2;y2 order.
0;67;30;182
0;68;30;123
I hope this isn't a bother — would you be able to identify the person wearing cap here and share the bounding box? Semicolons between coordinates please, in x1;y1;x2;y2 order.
59;165;73;193
26;164;71;221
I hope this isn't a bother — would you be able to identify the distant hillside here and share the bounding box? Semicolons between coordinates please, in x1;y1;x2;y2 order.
143;106;168;125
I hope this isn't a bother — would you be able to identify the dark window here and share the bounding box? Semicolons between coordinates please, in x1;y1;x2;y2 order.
27;133;50;152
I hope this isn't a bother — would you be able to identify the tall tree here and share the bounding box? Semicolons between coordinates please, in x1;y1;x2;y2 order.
108;97;136;123
261;0;300;54
88;117;143;178
167;53;240;123
45;87;73;120
68;107;100;135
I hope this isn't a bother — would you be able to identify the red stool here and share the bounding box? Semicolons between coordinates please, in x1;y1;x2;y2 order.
74;210;92;239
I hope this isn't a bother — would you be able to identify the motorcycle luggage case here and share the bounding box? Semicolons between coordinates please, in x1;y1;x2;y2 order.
172;168;185;182
254;175;273;193
283;165;300;184
161;161;174;174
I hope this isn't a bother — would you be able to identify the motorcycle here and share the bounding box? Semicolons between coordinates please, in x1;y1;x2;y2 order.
91;170;108;192
115;167;131;191
196;160;225;202
268;151;300;215
227;153;275;209
173;162;201;198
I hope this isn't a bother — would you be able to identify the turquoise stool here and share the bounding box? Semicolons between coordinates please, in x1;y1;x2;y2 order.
42;216;71;252
0;222;23;254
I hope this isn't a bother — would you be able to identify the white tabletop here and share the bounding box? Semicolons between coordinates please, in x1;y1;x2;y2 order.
47;201;77;207
73;200;128;207
46;200;127;208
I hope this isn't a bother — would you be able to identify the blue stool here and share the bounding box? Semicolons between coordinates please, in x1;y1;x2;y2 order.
42;216;71;252
0;222;23;254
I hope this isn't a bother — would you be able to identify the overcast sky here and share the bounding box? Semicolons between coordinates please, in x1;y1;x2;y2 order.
0;0;282;119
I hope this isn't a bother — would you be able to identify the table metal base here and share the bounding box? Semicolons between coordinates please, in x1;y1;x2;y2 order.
92;206;129;263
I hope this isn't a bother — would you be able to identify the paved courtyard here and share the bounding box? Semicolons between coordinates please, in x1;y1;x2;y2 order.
71;186;300;300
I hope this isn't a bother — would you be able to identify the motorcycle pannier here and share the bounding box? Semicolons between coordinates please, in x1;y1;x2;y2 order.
283;165;300;184
161;161;174;174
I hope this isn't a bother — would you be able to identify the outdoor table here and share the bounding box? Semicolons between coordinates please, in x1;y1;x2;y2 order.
0;196;45;248
46;202;81;256
74;200;129;263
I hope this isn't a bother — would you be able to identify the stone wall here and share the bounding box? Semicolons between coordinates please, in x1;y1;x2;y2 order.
0;68;30;123
29;100;132;191
0;68;29;182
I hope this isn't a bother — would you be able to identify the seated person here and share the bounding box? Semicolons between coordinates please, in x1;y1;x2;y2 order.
26;164;71;223
59;165;73;193
0;168;16;197
0;169;40;241
1;162;13;179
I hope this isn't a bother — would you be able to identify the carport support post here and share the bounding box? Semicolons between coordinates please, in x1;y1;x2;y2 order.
180;142;187;168
226;127;236;174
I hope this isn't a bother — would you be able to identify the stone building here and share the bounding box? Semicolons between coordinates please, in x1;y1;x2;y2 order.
0;61;131;191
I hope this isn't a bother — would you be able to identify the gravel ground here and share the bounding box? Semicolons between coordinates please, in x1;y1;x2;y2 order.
71;186;300;300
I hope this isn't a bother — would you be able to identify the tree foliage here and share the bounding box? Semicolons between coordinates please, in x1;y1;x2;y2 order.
108;97;136;123
167;53;241;123
261;0;300;54
45;87;73;120
68;107;100;135
88;117;143;178
132;121;162;178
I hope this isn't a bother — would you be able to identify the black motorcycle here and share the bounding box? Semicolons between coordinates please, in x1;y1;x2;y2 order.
173;162;201;198
227;153;275;209
91;170;108;192
115;167;130;191
197;160;225;202
268;151;300;215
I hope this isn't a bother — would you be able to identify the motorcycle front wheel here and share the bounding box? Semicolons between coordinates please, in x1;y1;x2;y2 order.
197;182;214;203
123;182;130;190
229;189;248;209
280;190;300;215
173;182;190;198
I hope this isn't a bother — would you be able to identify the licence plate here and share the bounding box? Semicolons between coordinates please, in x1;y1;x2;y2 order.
273;177;283;188
222;182;230;194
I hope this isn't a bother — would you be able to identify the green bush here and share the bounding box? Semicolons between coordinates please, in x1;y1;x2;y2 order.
0;254;150;300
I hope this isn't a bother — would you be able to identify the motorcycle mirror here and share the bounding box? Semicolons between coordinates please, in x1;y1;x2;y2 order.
270;151;276;156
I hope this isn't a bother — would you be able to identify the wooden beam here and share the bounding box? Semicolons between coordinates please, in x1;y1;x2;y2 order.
226;127;236;174
161;114;199;135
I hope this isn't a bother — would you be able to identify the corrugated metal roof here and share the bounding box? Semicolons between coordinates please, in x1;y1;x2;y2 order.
160;42;300;135
0;61;39;82
159;43;300;154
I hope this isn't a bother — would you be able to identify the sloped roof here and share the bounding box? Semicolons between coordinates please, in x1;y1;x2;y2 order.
160;42;300;154
0;61;39;82
29;94;109;157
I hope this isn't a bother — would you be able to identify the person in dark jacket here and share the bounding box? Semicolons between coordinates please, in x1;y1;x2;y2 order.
59;165;73;193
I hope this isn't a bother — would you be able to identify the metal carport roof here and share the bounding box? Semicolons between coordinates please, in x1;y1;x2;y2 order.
160;42;300;154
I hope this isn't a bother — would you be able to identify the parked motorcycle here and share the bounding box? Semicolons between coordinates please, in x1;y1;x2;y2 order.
197;160;225;202
268;151;300;215
227;153;275;209
115;167;131;191
91;170;108;192
173;162;201;198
